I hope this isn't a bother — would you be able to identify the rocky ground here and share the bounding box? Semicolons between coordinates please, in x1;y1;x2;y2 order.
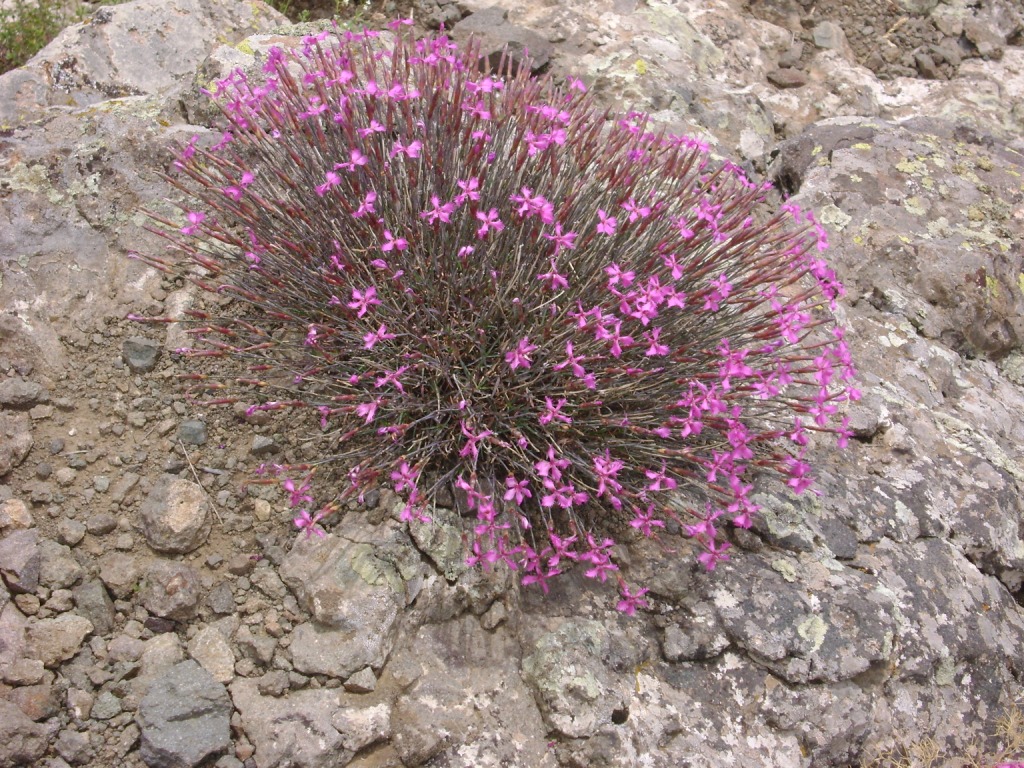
1;0;1023;767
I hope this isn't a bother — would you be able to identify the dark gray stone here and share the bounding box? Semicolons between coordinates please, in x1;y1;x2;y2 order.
178;420;208;446
72;579;116;636
137;660;231;768
122;336;162;373
0;377;50;408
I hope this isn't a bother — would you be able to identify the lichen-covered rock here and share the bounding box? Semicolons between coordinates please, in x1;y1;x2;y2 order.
0;0;289;124
140;475;211;554
522;619;631;739
280;519;424;676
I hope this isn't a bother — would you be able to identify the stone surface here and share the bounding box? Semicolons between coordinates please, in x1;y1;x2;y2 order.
0;377;50;408
279;521;421;678
0;499;33;532
140;560;202;621
122;336;162;373
38;540;84;589
140;475;211;554
0;698;50;766
72;579;116;636
0;414;32;477
0;527;41;594
27;613;93;668
188;626;236;684
229;680;355;768
137;660;232;768
0;0;289;124
98;552;143;599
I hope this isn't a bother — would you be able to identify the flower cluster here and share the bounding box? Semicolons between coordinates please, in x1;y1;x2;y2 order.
135;22;857;612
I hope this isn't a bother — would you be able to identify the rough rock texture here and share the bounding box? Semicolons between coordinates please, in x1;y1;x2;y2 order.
136;660;232;768
0;0;1022;766
139;476;211;554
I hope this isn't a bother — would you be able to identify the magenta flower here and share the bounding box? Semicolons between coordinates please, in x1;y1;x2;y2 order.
347;286;381;317
505;336;537;370
147;27;855;615
294;509;326;538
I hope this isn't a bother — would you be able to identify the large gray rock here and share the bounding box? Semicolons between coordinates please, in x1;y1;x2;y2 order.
0;0;289;124
229;680;354;768
0;413;32;479
279;520;424;678
140;476;211;555
0;699;50;766
137;660;231;768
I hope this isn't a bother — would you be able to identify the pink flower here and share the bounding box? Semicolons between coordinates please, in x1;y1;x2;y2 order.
541;223;577;254
630;504;665;537
504;474;532;505
180;211;206;235
538;397;571;426
352;191;377;218
363;324;396;350
390;460;419;493
475;208;504;239
294;509;326;538
505;336;537;370
382;230;408;252
537;259;569;291
596;209;618;236
616;585;650;616
347;286;380;317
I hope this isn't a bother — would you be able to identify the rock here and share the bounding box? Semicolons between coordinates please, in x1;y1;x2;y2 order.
0;413;32;477
0;699;49;766
521;619;631;739
66;688;94;721
451;6;554;74
255;670;289;697
811;21;849;52
1;657;45;685
204;581;235;615
178;419;208;446
140;475;211;554
389;616;550;766
249;436;277;456
72;580;116;636
234;624;276;666
188;626;236;684
229;679;355;768
0;601;28;670
122;337;162;373
56;519;86;547
767;67;808;89
0;0;289;125
0;528;40;593
55;728;92;765
98;552;143;599
27;613;93;667
137;660;231;768
86;512;118;536
279;524;420;677
343;666;377;694
0;498;33;532
332;703;390;754
8;682;59;721
107;634;146;663
91;691;122;721
140;560;202;621
0;377;50;409
38;540;84;589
